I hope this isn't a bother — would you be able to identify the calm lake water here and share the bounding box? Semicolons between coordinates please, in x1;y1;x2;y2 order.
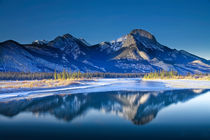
0;79;210;140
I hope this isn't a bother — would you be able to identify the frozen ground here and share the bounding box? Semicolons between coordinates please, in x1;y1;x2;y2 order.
143;79;210;89
0;78;209;101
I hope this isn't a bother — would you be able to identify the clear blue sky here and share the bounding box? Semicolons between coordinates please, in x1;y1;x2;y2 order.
0;0;209;59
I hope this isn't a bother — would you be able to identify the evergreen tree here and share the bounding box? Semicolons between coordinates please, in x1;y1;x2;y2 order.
62;69;66;80
54;69;57;80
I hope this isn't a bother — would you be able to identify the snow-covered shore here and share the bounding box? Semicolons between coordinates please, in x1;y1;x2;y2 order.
142;79;210;89
0;78;210;101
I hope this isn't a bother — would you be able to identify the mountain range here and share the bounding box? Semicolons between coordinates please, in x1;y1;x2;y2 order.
0;29;209;74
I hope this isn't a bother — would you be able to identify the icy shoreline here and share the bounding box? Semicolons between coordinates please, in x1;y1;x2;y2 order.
0;78;210;101
142;79;210;89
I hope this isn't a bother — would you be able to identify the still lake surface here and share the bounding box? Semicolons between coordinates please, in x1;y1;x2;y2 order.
0;78;210;140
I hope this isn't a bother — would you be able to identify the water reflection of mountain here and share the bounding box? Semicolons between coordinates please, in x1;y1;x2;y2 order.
0;89;209;125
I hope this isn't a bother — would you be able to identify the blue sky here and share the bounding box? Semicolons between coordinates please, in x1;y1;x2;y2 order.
0;0;209;59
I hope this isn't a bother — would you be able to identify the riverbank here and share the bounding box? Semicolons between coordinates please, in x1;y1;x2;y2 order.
0;79;90;90
1;78;210;92
142;77;210;81
0;78;210;101
142;79;210;89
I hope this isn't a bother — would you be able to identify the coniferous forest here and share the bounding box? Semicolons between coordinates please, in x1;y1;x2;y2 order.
1;69;210;81
143;70;210;80
0;70;144;80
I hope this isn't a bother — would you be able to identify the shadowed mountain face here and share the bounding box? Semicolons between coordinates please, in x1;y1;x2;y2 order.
0;29;210;74
0;89;208;125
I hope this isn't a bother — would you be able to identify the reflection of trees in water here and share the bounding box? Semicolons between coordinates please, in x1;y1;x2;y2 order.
0;89;208;125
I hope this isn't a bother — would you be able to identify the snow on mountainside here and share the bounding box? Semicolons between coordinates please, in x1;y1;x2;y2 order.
32;40;48;45
0;29;209;74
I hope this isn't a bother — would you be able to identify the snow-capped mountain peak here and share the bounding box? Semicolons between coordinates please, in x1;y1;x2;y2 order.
32;40;48;45
0;29;209;74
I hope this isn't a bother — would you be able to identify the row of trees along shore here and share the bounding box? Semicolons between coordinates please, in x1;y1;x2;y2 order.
0;69;143;80
0;69;209;80
143;70;178;79
143;70;210;80
54;69;143;80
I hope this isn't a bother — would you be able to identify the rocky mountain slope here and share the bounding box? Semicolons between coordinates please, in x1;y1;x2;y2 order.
0;29;209;74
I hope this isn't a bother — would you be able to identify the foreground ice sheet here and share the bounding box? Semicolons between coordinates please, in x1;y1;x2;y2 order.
158;79;210;89
0;78;209;101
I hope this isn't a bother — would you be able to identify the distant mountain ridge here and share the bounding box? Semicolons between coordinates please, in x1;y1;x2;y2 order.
0;29;210;74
